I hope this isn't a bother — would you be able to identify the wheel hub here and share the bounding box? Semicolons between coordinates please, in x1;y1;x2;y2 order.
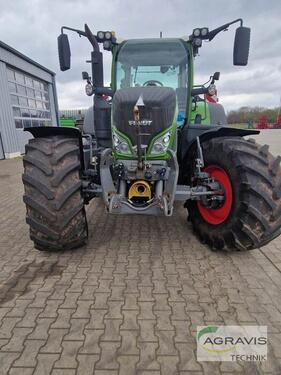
197;165;233;225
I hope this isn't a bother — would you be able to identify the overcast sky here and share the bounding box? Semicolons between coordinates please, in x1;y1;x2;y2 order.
1;0;280;111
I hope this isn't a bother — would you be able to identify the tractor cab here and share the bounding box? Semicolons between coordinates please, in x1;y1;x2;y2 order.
115;38;189;125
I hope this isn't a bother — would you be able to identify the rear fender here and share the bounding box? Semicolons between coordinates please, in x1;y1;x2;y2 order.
24;126;85;170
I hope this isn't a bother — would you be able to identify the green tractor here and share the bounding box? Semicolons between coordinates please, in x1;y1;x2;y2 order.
22;19;281;252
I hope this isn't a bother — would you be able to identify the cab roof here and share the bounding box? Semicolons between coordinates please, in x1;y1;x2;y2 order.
116;38;188;66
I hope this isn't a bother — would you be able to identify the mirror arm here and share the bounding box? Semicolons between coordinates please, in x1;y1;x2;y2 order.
61;26;87;38
94;87;114;96
191;87;209;96
208;18;243;41
60;25;100;52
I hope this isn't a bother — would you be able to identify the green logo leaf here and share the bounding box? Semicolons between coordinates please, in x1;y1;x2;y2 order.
197;326;218;341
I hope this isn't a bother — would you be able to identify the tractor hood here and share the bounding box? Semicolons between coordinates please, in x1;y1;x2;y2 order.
112;87;176;147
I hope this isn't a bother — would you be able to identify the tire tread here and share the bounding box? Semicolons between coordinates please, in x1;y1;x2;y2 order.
22;135;87;251
187;136;281;251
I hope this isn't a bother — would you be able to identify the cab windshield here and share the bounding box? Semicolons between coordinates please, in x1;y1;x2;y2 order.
116;39;189;122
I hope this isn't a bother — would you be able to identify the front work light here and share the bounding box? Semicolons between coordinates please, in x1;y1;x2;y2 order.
103;40;112;50
194;38;202;47
201;27;209;37
97;31;105;41
105;31;112;40
193;28;201;37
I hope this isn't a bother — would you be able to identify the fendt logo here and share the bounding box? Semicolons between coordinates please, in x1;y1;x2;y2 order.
128;120;152;126
197;325;267;362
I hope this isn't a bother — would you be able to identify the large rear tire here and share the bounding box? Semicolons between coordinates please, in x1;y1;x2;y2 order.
186;137;281;251
22;135;88;251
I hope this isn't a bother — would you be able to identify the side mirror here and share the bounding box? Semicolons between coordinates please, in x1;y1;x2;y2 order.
58;33;71;71
160;65;169;74
213;72;220;81
233;26;250;66
211;71;220;84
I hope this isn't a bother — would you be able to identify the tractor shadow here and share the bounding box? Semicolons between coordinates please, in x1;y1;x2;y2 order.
0;259;64;304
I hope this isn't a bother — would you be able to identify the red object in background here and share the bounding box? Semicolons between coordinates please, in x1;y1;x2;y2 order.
272;114;281;129
256;115;270;129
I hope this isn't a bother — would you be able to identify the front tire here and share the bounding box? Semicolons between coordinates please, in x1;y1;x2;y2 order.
186;137;281;251
23;135;88;251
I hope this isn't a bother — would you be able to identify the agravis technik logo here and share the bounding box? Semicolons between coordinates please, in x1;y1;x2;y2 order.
197;325;267;362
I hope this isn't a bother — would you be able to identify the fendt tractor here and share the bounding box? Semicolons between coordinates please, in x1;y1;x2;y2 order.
22;19;281;252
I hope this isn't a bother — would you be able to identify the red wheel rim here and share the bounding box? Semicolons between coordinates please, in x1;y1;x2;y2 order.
197;165;233;225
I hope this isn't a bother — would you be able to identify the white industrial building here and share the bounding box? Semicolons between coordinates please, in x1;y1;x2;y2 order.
0;41;58;159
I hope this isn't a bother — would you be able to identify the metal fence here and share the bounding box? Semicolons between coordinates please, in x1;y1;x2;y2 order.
59;109;87;119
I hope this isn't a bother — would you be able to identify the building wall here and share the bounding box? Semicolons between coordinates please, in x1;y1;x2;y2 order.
49;82;58;126
0;44;58;158
0;45;53;83
0;61;20;157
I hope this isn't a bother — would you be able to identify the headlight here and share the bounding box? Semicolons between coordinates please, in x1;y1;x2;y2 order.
153;143;165;154
119;142;129;153
150;130;172;155
113;134;119;147
163;134;170;144
112;128;133;155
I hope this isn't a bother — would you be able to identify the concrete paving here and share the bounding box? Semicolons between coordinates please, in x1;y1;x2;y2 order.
0;135;281;374
252;129;281;156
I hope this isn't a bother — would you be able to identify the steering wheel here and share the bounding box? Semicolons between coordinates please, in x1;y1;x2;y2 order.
143;80;163;87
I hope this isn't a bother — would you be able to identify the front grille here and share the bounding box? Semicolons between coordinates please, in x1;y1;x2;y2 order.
112;87;176;145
